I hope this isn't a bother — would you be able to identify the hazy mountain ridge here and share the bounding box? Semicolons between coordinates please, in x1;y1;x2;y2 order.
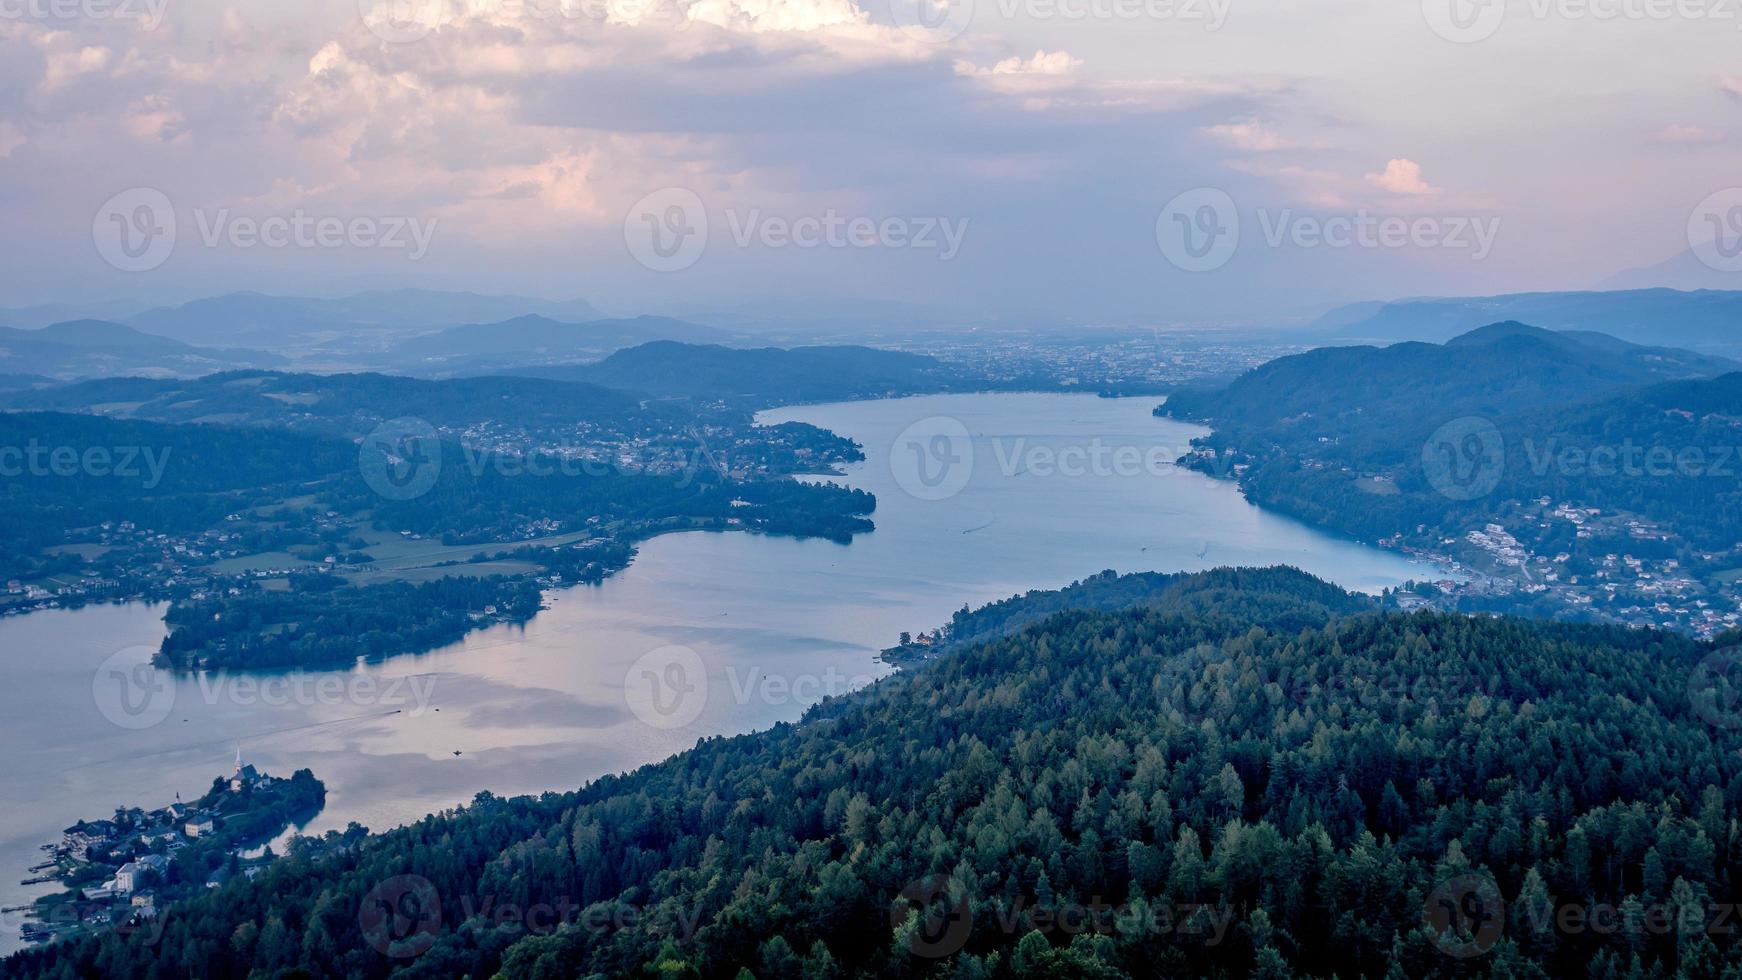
390;314;736;368
1315;288;1742;351
1;369;640;435
509;340;968;404
123;290;604;348
0;320;283;379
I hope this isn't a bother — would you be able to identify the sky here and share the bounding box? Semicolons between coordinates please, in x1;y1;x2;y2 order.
1;0;1739;324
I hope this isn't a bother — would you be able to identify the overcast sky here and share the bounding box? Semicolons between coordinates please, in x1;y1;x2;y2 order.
2;0;1738;323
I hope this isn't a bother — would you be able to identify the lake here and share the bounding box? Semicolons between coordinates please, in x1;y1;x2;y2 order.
0;393;1436;952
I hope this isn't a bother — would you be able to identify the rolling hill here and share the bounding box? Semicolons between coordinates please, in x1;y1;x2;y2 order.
513;340;966;403
0;320;281;379
1164;322;1736;458
389;314;734;367
124;290;604;347
1162;323;1742;596
2;370;639;436
6;567;1738;979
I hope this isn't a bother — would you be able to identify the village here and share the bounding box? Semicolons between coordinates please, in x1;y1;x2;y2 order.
13;759;325;947
1386;496;1742;638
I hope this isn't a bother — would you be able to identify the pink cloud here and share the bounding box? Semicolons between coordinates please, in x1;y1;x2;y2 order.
1364;158;1439;196
1653;124;1722;144
1202;120;1295;152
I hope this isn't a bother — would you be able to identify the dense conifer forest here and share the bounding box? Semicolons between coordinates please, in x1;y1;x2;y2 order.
10;567;1741;979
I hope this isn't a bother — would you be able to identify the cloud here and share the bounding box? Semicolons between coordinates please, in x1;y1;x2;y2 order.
1721;76;1742;100
1364;158;1439;196
41;43;111;94
1202;120;1297;152
957;50;1083;76
1653;124;1722;144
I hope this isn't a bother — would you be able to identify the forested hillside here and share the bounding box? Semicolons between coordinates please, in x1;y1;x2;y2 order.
1162;323;1733;464
3;371;640;435
512;341;965;404
1160;324;1742;632
10;567;1742;979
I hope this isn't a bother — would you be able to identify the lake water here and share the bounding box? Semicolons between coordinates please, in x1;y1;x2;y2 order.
0;393;1436;953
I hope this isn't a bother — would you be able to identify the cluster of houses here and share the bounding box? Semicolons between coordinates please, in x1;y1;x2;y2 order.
44;760;275;921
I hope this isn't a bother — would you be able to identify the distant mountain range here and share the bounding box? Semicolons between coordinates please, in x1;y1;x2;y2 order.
4;370;638;436
1601;244;1742;292
390;315;736;370
0;299;153;330
0;319;282;379
123;289;604;347
508;340;968;404
1313;288;1742;351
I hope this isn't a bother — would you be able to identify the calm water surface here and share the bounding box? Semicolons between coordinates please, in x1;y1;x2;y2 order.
0;393;1436;952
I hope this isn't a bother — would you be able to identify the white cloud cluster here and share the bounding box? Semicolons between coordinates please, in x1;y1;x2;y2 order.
1365;158;1439;197
1;0;1732;317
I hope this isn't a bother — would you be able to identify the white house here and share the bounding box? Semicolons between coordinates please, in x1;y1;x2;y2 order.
114;854;169;894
